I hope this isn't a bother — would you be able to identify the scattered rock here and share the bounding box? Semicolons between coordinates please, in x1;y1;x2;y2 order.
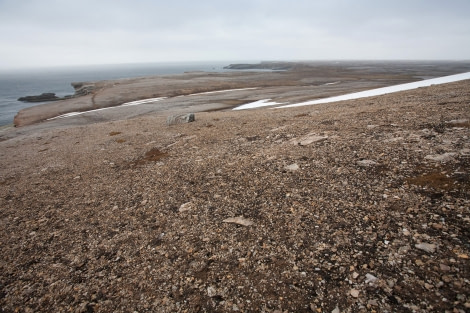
415;243;437;253
445;119;468;127
284;163;300;171
367;299;378;307
442;275;452;283
3;73;470;313
365;273;378;284
331;306;340;313
424;153;457;162
357;159;377;167
350;289;360;298
460;148;470;156
167;113;195;125
291;133;328;145
207;286;216;297
223;216;254;226
179;202;192;212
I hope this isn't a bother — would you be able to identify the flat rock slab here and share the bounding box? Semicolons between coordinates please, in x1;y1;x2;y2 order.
415;243;437;253
357;159;378;167
424;152;457;162
290;133;328;146
223;216;254;226
285;163;300;171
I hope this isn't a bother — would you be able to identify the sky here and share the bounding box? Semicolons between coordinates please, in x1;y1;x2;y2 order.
0;0;469;70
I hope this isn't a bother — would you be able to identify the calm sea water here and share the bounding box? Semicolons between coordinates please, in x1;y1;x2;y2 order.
0;61;239;126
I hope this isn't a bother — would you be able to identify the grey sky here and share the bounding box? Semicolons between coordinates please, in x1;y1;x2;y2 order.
0;0;469;69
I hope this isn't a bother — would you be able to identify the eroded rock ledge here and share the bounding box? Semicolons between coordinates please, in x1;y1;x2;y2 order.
13;61;470;127
17;83;97;103
18;93;66;103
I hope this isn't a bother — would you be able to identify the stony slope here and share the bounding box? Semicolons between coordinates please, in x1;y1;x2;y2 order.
1;80;469;312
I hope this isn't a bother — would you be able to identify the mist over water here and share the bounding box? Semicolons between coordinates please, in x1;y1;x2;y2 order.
0;61;237;126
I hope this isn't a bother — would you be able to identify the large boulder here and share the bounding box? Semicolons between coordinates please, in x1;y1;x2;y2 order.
167;113;195;126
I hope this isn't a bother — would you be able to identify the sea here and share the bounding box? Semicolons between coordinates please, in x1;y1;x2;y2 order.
0;61;242;126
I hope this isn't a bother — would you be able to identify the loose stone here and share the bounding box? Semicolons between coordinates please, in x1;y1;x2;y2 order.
350;289;360;298
415;243;437;253
223;216;254;226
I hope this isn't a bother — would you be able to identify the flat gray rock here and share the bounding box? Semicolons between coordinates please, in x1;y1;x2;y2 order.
290;133;328;146
223;216;254;226
284;163;300;171
424;152;457;162
357;159;378;167
415;243;437;253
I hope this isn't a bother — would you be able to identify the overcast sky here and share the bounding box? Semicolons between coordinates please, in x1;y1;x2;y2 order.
0;0;469;69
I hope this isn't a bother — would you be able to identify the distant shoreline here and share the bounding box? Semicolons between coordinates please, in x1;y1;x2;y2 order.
0;61;240;127
3;61;470;133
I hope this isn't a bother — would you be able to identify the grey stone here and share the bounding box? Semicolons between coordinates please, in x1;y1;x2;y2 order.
167;113;195;125
285;163;300;171
357;159;377;167
291;133;328;146
415;242;437;253
424;153;457;163
179;202;192;212
365;273;378;284
223;216;254;226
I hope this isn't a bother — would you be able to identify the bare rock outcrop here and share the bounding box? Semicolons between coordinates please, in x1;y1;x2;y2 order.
166;113;195;125
17;93;63;103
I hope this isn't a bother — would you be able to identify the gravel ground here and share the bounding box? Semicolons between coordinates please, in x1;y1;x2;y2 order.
1;80;469;312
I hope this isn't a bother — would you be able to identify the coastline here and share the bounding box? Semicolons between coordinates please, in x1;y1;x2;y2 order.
10;61;470;128
0;61;238;127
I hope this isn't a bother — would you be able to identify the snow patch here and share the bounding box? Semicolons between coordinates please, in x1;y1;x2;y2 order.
47;97;166;120
278;72;470;108
120;97;166;106
233;99;284;111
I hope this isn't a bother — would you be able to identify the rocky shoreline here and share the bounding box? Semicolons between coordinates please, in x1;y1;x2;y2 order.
17;82;97;103
18;93;69;103
13;61;470;128
1;77;469;312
